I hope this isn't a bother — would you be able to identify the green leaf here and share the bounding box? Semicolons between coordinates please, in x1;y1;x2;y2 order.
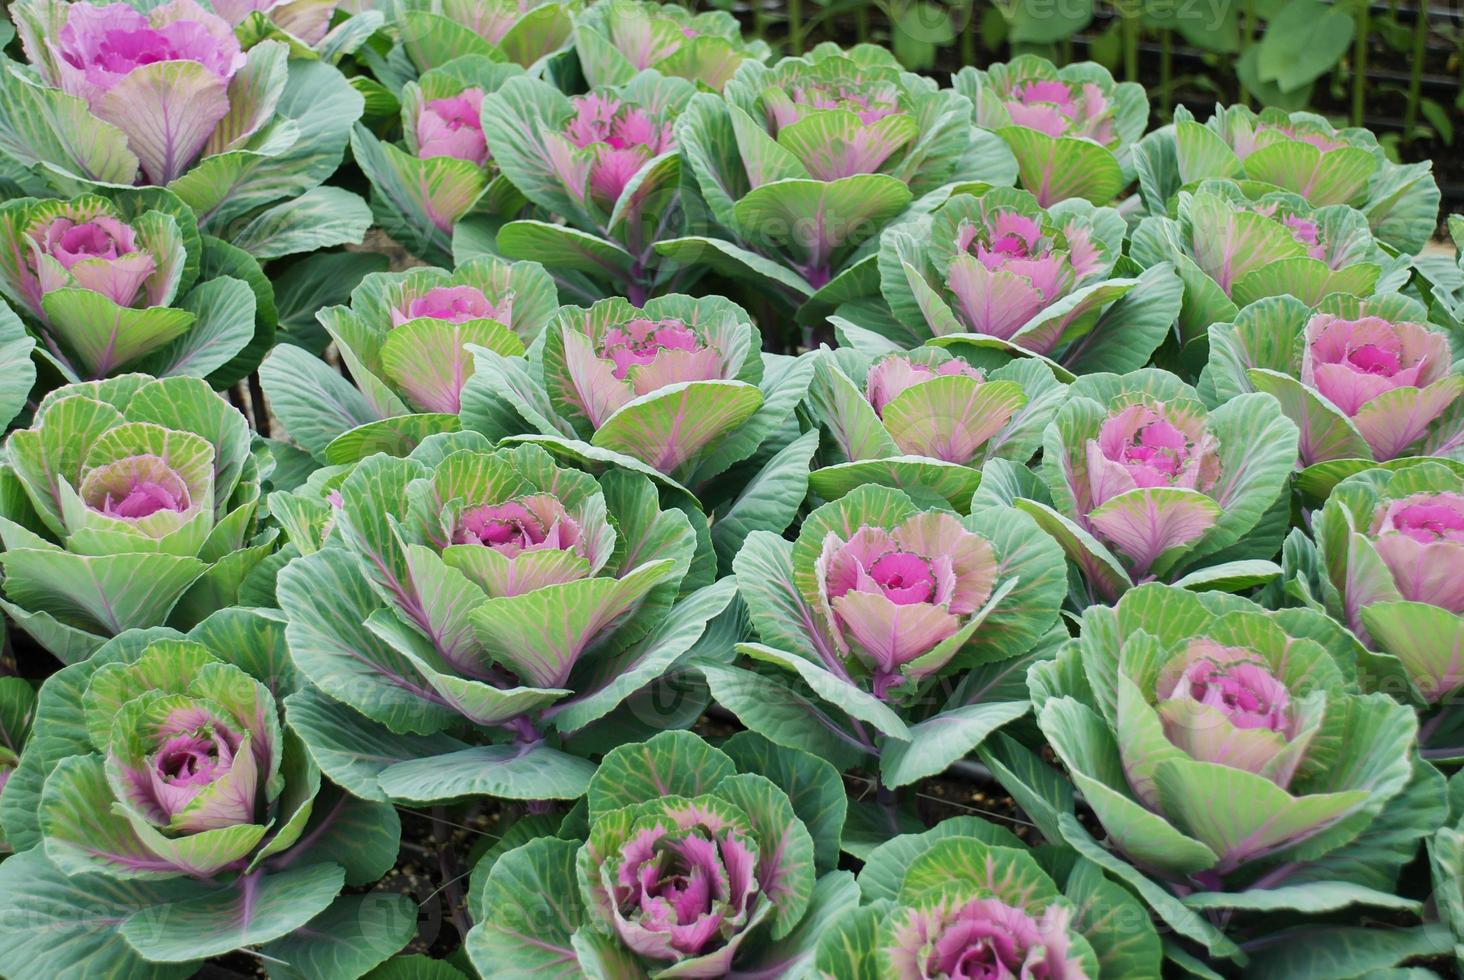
0;848;200;980
653;235;814;301
0;298;35;428
120;863;345;962
711;429;817;569
260;344;382;460
878;701;1030;789
857;815;1023;904
229;186;371;260
377;742;597;803
1257;0;1355;93
1063;858;1163;979
738;641;912;742
1;550;206;638
272;252;390;354
587;729;735;820
977;731;1076;846
496;220;634;280
285;690;466;803
0;64;139;184
464;837;584;980
40;289;194;377
722;731;847;874
712;772;817;940
1243;925;1452;979
138;276;257;380
261;893;418;980
695;659;868;771
813;900;886;980
1183;881;1421;913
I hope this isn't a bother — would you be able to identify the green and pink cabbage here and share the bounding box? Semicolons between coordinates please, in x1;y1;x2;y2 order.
352;56;525;264
1135;104;1441;255
391;0;576;75
806;344;1065;509
481;70;697;302
871;187;1181;375
467;730;857;977
1031;584;1418;897
1312;462;1464;720
817;820;1155;978
671;43;1012;309
1013;370;1297;602
275;438;733;804
0;192;262;382
572;0;770;91
211;0;344;47
460;293;814;498
712;483;1065;784
7;0;365;251
261;255;559;464
954;55;1147;206
1204;293;1463;473
0;375;272;662
1129;179;1396;344
0;615;406;977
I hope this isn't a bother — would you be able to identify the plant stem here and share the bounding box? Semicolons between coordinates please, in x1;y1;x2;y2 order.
961;0;976;66
1240;0;1256;105
1402;0;1428;140
855;4;869;43
432;806;473;941
787;0;803;53
1352;0;1369;128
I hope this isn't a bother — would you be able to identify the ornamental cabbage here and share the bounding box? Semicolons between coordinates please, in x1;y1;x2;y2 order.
460;293;814;500
805;345;1065;509
955;54;1147;206
1012;370;1297;602
352;57;526;264
1204;293;1462;471
275;438;734;805
0;192;263;381
1135;104;1441;254
872;187;1180;375
0;615;407;978
709;483;1066;787
467;730;857;978
817;819;1162;978
573;0;770;91
1031;584;1418;898
671;43;1014;309
482;70;698;302
261;255;559;464
1312;461;1464;714
8;0;365;250
1130;179;1399;343
0;376;272;662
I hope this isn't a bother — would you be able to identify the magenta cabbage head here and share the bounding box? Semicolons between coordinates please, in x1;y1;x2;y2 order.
1315;461;1464;704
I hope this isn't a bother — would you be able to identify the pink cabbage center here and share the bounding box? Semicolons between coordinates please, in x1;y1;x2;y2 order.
153;725;238;789
600;318;706;380
56;2;245;94
1178;656;1291;732
416;90;489;166
453;495;583;557
564;94;676;205
396;285;509;325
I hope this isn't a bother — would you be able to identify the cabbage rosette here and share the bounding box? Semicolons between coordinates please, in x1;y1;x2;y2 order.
1028;585;1421;935
276;437;734;804
0;375;272;662
391;0;576;76
352;56;527;264
481;69;697;302
1135;104;1440;255
706;483;1066;787
1311;462;1464;725
669;43;1015;311
8;0;367;255
0;191;264;382
1131;179;1400;344
806;345;1065;509
573;0;770;91
0;613;408;978
1204;293;1463;482
1007;369;1297;602
954;54;1147;206
871;187;1181;376
461;294;815;508
261;255;559;464
467;730;858;978
819;819;1164;978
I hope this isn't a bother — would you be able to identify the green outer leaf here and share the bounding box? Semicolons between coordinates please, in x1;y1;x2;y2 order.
710;428;818;569
0;298;35;428
377;742;597;803
1243;925;1452;980
721;730;848;874
260;343;383;460
857;815;1024;904
228;186;371;260
878;701;1030;789
465;836;585;980
586;728;735;821
0;848;200;980
119;862;345;962
259;892;418;980
695;659;869;771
